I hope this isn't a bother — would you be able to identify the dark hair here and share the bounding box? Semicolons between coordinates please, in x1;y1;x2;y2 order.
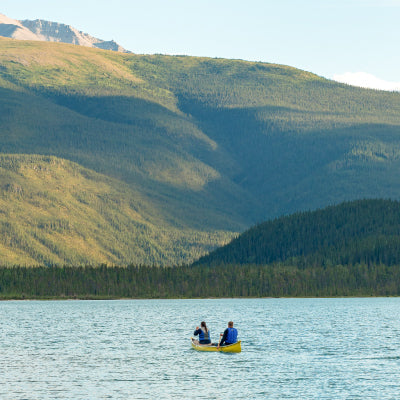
228;321;234;327
201;321;208;333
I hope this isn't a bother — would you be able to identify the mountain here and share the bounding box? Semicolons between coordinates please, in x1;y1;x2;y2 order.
0;13;129;52
1;37;400;265
195;199;400;267
0;13;37;40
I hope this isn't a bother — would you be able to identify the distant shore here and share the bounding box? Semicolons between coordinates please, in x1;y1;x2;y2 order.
1;263;399;300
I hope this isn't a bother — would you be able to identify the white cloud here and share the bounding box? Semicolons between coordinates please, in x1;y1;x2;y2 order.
332;72;400;91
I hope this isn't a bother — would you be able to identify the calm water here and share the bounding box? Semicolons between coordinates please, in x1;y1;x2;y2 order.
1;298;400;399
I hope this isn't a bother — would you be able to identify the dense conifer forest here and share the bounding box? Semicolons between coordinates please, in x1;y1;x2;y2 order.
2;199;400;299
0;263;399;299
195;199;400;267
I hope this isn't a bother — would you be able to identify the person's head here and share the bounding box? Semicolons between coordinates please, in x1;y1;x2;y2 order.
228;321;234;328
201;321;208;332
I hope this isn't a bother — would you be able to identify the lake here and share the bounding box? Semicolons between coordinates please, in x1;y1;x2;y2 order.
1;298;400;399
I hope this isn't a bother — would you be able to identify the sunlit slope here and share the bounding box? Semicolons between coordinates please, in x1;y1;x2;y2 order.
1;37;400;231
0;38;256;230
0;154;233;266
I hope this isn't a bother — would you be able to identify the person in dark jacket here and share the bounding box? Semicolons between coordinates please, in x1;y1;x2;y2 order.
218;321;238;348
193;321;211;344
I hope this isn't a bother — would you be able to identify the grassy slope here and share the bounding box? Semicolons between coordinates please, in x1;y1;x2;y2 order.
0;154;233;265
1;38;400;264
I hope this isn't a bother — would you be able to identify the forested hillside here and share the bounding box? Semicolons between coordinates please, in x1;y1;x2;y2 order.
1;37;400;264
195;199;400;267
3;199;400;298
0;154;232;265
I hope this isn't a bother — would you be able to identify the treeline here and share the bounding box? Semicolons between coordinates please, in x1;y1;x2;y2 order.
1;263;400;299
195;199;400;267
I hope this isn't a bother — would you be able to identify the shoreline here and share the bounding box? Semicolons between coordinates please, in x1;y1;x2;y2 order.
0;294;395;301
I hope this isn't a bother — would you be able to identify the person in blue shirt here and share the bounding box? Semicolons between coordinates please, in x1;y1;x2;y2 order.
218;321;238;348
193;321;211;345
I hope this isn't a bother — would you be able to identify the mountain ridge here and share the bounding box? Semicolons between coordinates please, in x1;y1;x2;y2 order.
1;38;400;264
0;13;129;52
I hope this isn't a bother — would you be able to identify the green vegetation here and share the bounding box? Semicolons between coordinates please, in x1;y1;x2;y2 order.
1;38;400;264
0;154;232;266
0;263;399;299
195;199;400;267
1;199;400;299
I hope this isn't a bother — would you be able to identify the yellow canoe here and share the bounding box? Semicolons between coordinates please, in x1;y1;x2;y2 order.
191;338;241;353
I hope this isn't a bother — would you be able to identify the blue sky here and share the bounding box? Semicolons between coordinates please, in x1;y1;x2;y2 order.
1;0;399;89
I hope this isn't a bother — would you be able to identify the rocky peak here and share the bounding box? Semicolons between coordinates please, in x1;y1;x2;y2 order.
0;13;130;53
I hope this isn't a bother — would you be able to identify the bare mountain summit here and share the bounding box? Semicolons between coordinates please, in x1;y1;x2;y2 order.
0;13;130;52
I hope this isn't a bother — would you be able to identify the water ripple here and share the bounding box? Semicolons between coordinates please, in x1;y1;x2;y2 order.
1;298;400;399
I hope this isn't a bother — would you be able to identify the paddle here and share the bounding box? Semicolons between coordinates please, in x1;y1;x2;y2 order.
217;333;223;350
